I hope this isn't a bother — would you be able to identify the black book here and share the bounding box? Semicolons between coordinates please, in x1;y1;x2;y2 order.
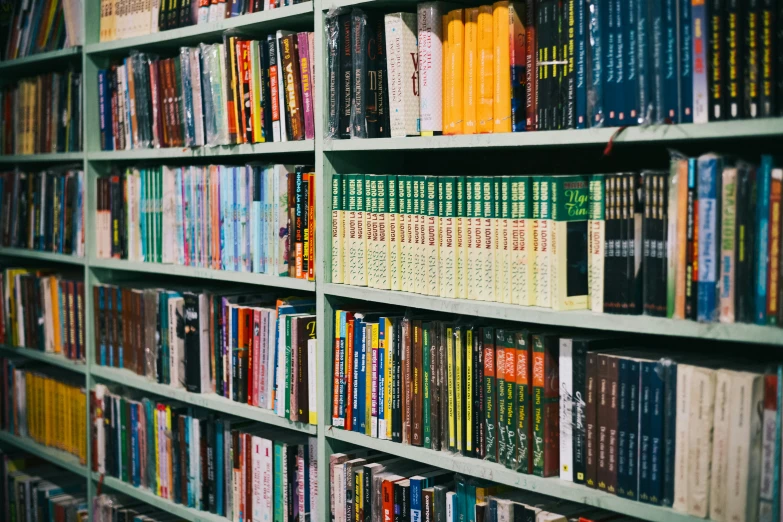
745;0;761;118
778;0;783;116
475;325;485;459
367;15;390;138
338;13;352;138
392;316;402;443
351;9;368;138
630;173;644;315
726;0;745;119
183;292;202;393
259;41;273;143
642;172;655;315
394;480;410;522
326;14;340;137
735;162;756;322
179;0;192;27
206;417;216;512
286;445;297;522
168;0;180;30
708;0;725;120
603;175;618;313
760;0;776;116
170;408;182;505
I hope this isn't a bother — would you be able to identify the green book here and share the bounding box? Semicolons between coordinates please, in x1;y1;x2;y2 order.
332;173;344;284
456;176;468;299
515;330;532;473
550;175;589;311
500;329;516;468
422;322;432;448
273;442;285;522
425;176;439;296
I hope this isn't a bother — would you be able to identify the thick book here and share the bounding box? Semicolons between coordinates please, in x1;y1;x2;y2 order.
550;175;589;311
531;332;559;477
417;2;444;135
384;12;420;137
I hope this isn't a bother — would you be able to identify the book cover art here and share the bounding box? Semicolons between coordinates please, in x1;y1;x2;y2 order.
551;175;589;311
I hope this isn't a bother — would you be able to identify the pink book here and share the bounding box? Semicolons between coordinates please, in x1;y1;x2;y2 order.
297;32;315;140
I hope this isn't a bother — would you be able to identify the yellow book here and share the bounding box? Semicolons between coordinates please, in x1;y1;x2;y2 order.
465;327;473;454
383;317;393;440
477;6;494;133
79;391;87;464
446;10;465;135
493;1;511;133
463;8;479;133
366;323;377;437
446;326;455;449
442;13;452;136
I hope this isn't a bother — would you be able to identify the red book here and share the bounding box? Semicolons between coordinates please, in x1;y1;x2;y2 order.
308;172;315;281
532;332;559;477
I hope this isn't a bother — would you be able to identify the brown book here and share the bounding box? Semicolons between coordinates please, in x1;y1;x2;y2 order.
768;171;782;323
297;315;316;421
244;432;253;519
402;316;412;444
163;59;179;147
606;355;619;494
224;35;240;144
585;351;598;488
281;33;304;141
109;286;119;368
135;290;145;376
411;320;423;446
596;353;611;491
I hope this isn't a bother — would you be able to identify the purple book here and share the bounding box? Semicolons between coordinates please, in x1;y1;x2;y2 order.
297;32;315;140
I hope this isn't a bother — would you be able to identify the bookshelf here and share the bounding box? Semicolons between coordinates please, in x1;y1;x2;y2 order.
0;0;782;520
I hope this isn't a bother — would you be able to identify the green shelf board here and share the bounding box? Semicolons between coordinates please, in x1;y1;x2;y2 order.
0;247;86;265
87;140;315;161
0;431;89;477
323;283;783;346
324;119;783;151
89;257;316;291
96;474;228;522
0;47;82;73
0;345;86;373
85;3;314;56
91;365;317;435
0;152;84;163
326;429;702;522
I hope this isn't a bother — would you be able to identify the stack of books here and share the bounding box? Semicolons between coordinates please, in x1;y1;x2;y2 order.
95;164;315;280
1;453;88;521
99;0;311;42
92;384;318;519
0;169;85;257
93;286;317;424
0;269;86;360
0;72;83;155
98;32;316;150
330;462;644;522
3;0;83;59
327;1;783;139
331;153;783;326
0;360;87;463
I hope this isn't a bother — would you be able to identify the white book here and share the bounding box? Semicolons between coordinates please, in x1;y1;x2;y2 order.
334;462;346;522
417;2;444;134
94;385;107;473
468;178;482;300
446;491;457;522
686;365;716;517
481;185;496;302
41;278;54;352
198;2;209;23
276;31;293;142
719;167;737;323
588;176;605;312
168;297;182;388
161;166;176;264
439;178;458;298
150;0;160;33
385;13;420;137
708;369;732;521
559;337;573;482
276;316;288;417
388;176;402;291
759;375;777;522
725;371;765;522
198;294;211;393
424;177;439;296
412;178;424;293
260;437;273;522
252;436;264;522
497;178;512;303
190;48;205;146
533;178;552;308
367;176;379;288
308;338;317;424
400;177;412;292
672;364;693;513
379;177;392;290
332;180;344;285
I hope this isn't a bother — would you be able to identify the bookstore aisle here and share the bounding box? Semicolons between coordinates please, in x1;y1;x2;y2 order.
1;0;783;521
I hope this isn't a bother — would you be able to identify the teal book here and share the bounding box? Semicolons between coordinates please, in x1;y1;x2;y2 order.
274;441;286;522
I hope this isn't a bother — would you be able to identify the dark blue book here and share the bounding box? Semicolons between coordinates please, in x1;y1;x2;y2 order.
616;357;630;498
98;70;112;151
696;154;722;323
639;360;665;505
755;155;773;324
625;0;639;125
604;0;617;125
575;0;588;128
618;357;642;500
650;0;665;122
588;0;606;126
662;361;677;507
215;419;224;515
662;0;679;121
98;285;107;366
130;402;140;486
614;0;627;124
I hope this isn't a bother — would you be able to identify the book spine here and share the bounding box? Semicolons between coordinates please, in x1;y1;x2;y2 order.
418;2;444;135
707;0;725;120
559;338;573;482
720;168;738;323
726;0;743;118
755;156;772;324
691;0;708;123
696;155;720;322
746;0;762;118
769;168;782;324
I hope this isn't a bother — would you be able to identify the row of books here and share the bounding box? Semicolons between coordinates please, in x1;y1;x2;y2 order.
0;169;85;256
0;71;83;155
93;284;318;424
98;0;310;43
329;314;775;519
95;164;315;280
98;32;315;151
2;0;82;60
94;493;189;521
330;461;643;522
1;454;88;522
328;0;783;140
92;384;318;519
1;270;86;361
0;361;87;464
330;153;782;326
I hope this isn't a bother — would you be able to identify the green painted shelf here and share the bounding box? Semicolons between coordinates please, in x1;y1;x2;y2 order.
89;257;316;291
0;345;87;373
95;474;229;522
0;247;86;265
0;431;89;477
324;119;783;151
325;429;702;522
87;140;314;161
91;365;317;434
323;283;783;346
85;2;314;56
0;47;82;73
0;152;84;163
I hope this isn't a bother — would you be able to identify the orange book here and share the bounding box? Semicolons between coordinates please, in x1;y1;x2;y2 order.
463;8;479;133
446;9;465;135
493;1;511;133
674;160;689;319
442;13;452;135
477;6;494;133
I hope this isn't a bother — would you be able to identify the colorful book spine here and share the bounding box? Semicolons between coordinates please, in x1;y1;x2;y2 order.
696;154;721;322
755;156;773;324
691;0;709;123
418;2;445;135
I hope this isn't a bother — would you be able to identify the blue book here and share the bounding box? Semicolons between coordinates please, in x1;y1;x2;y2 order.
160;292;170;384
678;0;693;122
617;358;630;498
216;420;224;515
650;0;664;122
576;0;588;128
662;0;679;121
98;286;107;366
378;318;386;435
613;0;626;124
662;361;677;507
465;483;476;522
123;62;134;144
603;0;616;126
589;0;605;125
98;70;113;151
625;0;639;125
220;167;227;269
233;168;240;271
410;476;423;522
131;404;140;487
639;360;665;505
185;416;193;507
352;318;363;431
58;176;66;252
697;154;722;322
755;155;773;324
144;399;156;492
